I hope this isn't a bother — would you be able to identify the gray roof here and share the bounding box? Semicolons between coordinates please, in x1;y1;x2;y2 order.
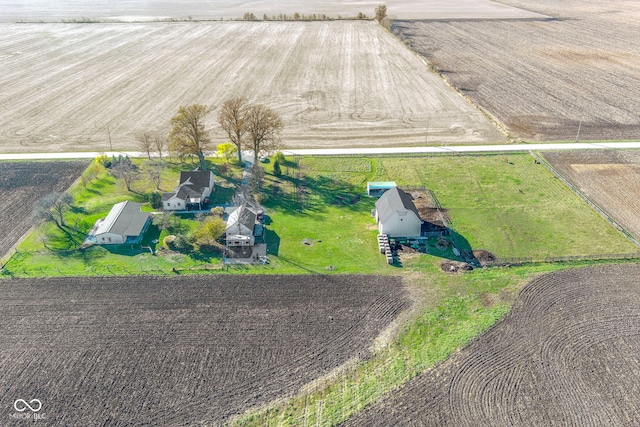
163;170;214;202
179;170;214;193
226;203;257;236
95;201;150;237
375;187;421;223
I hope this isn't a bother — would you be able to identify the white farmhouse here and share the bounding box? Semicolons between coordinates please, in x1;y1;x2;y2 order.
375;187;422;237
163;170;215;211
93;201;151;245
226;203;257;247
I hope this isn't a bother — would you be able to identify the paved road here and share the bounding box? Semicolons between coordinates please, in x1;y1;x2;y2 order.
1;142;640;160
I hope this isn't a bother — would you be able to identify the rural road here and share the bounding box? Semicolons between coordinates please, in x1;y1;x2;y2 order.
1;142;640;160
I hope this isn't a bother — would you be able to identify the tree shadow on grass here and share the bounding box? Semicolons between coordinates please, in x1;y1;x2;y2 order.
265;228;280;256
263;174;365;216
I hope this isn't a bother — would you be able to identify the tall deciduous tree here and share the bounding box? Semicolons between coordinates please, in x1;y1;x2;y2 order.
218;97;249;165
246;103;283;161
168;104;212;170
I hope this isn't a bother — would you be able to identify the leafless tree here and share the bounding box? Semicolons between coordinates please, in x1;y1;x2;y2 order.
153;131;167;159
375;4;387;22
144;159;164;190
218;97;249;164
110;157;140;192
136;132;154;159
246;103;284;161
33;192;79;245
168;104;212;170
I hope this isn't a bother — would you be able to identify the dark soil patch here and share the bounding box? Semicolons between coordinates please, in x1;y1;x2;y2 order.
473;249;497;266
0;274;409;427
0;160;89;257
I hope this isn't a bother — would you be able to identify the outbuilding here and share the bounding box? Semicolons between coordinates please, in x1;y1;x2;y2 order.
93;201;151;245
367;181;397;197
375;187;422;237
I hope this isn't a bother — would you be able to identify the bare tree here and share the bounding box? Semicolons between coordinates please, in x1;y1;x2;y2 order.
246;103;284;161
110;156;139;192
153;131;166;159
375;4;387;22
143;159;164;190
136;132;154;159
218;97;249;164
33;192;78;245
168;104;212;170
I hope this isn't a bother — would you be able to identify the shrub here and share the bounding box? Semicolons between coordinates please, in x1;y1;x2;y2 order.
255;192;269;204
273;160;282;177
149;191;163;210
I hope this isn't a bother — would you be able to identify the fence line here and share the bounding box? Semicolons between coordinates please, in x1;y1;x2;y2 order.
482;252;640;267
529;150;640;248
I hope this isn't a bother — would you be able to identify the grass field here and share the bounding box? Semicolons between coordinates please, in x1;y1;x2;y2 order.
5;152;637;277
374;154;638;260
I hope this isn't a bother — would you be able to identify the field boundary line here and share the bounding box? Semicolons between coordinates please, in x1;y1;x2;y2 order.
530;150;640;248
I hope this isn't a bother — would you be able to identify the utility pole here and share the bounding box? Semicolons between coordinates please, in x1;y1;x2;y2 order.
106;124;113;151
575;120;582;142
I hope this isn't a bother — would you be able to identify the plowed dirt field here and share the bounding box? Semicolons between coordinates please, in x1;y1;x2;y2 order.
343;264;640;426
394;0;640;141
543;150;640;241
0;274;409;426
0;21;505;154
0;160;88;257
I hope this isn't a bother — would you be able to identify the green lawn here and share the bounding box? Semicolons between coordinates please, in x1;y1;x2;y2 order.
375;154;638;260
2;157;241;277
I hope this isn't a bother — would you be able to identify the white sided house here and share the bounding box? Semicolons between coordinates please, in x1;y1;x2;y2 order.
163;170;215;211
375;187;422;237
93;201;151;245
226;203;257;247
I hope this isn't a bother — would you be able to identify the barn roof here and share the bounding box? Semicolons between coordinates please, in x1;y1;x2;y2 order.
375;187;421;223
95;201;150;237
226;203;257;237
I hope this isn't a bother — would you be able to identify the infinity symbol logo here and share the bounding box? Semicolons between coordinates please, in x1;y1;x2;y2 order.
13;399;42;412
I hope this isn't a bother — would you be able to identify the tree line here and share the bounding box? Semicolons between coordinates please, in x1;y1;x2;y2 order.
137;99;283;171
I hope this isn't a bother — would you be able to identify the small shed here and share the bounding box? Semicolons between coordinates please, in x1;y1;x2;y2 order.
375;187;422;237
367;181;397;197
94;201;151;245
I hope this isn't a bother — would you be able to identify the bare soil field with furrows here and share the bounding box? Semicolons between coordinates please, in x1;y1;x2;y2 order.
0;21;505;154
343;264;640;427
0;160;88;257
0;275;410;426
393;0;640;142
542;150;640;241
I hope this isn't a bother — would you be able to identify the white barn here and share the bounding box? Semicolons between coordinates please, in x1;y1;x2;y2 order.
94;201;151;245
375;187;422;237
